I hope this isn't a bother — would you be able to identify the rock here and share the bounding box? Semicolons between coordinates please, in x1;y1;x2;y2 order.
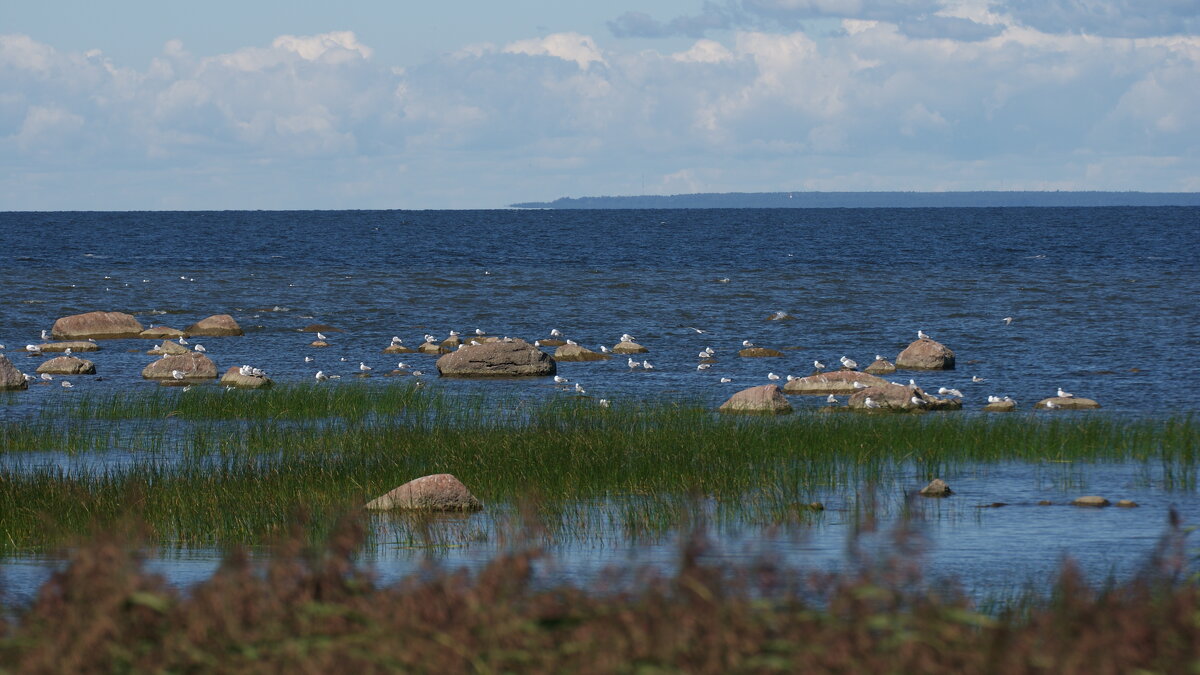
301;324;343;333
1036;397;1101;410
765;311;794;321
848;383;961;411
185;314;243;337
895;338;956;371
983;400;1017;412
553;344;611;362
782;370;890;395
1038;500;1052;506
148;340;190;355
310;341;330;348
611;341;649;354
738;347;783;358
51;311;144;340
1116;500;1139;508
863;358;897;375
139;325;186;339
383;344;415;354
36;356;96;375
34;341;99;353
537;339;567;347
0;354;29;390
364;474;482;511
436;339;556;378
418;341;451;355
141;353;218;381
919;479;953;497
1073;496;1111;507
219;366;273;389
440;336;462;348
718;384;793;415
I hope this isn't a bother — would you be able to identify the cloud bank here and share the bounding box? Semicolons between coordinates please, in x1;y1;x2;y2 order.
1;0;1197;209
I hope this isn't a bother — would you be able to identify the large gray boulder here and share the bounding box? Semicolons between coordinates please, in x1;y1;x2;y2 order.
864;358;897;375
0;354;28;390
185;314;243;337
782;370;889;395
364;474;482;511
611;340;649;354
36;356;96;375
718;384;793;414
51;311;144;340
896;338;956;370
436;339;555;377
1036;396;1101;410
142;353;218;380
553;344;610;362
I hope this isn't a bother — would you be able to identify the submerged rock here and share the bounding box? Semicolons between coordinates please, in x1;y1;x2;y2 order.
383;344;415;354
365;474;482;511
1073;496;1111;507
537;338;567;347
301;324;343;333
185;314;243;337
895;338;956;371
718;384;793;415
919;479;953;497
0;354;29;390
418;341;451;355
36;356;96;375
219;366;273;389
863;358;897;375
738;347;783;358
611;341;649;354
436;339;555;377
1036;397;1101;410
983;400;1017;412
52;311;144;340
553;344;610;362
139;325;186;339
782;370;889;395
35;341;99;353
142;353;218;381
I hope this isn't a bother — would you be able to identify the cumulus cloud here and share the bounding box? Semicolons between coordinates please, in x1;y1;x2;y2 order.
1004;0;1200;38
501;33;606;70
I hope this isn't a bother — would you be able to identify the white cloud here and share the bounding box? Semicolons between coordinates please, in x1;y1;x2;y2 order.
502;33;607;70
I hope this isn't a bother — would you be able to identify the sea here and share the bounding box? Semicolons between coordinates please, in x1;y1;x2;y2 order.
0;207;1198;602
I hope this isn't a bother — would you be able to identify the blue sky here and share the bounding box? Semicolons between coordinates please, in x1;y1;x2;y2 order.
2;0;1197;209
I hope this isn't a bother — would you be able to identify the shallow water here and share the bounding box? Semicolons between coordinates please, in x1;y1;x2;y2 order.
0;207;1198;602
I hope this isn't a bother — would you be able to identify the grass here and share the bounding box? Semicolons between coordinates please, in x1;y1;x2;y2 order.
0;382;1194;553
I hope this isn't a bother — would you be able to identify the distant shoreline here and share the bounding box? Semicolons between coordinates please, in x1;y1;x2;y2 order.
511;191;1200;209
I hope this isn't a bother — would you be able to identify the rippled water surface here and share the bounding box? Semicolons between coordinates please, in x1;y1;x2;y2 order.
1;207;1197;600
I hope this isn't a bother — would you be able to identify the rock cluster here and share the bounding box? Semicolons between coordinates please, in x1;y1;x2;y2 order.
782;371;889;395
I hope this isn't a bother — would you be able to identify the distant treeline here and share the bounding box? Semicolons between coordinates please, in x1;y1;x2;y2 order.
512;191;1200;209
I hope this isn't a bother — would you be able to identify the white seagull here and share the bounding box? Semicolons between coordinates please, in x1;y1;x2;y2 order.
598;399;610;407
627;358;640;369
697;363;711;370
864;397;880;409
599;345;610;353
910;396;924;407
813;360;825;370
41;330;49;340
64;348;71;355
305;356;314;363
720;377;732;383
239;365;252;377
826;394;837;404
550;328;562;337
40;373;52;381
554;375;568;384
574;383;586;394
359;362;372;372
642;360;653;370
742;340;754;347
852;381;867;389
178;336;189;345
917;330;930;340
171;370;185;380
391;336;403;345
1046;400;1059;409
194;344;206;353
620;333;634;343
1057;388;1074;398
317;332;327;341
25;344;40;353
61;381;73;389
315;370;328;381
475;328;485;336
972;375;985;383
411;370;424;377
840;356;858;370
767;372;780;381
1003;317;1014;325
397;362;409;369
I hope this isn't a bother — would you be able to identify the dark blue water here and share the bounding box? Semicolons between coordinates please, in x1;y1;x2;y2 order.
1;207;1198;602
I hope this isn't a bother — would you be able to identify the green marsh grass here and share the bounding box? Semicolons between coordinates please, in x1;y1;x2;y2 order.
0;382;1194;553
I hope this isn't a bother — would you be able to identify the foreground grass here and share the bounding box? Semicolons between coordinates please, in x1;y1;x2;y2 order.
0;383;1195;552
0;517;1195;673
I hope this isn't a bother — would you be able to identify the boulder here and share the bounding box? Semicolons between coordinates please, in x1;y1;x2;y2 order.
895;338;956;370
718;384;793;415
36;356;96;375
782;370;890;395
148;340;190;355
983;400;1017;413
436;339;555;378
219;366;273;389
51;311;144;340
364;474;482;511
919;479;953;497
863;358;897;375
418;341;451;355
848;383;961;412
738;347;783;358
310;341;330;348
765;311;794;321
0;354;28;390
1073;496;1110;507
1036;397;1101;410
141;353;218;381
553;344;610;362
611;341;649;354
537;339;567;347
383;344;415;354
139;325;185;339
1116;500;1139;508
440;336;462;348
35;341;99;353
185;314;243;337
301;324;343;333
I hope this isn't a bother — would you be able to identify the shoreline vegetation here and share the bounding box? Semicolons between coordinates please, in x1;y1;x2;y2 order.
0;382;1194;553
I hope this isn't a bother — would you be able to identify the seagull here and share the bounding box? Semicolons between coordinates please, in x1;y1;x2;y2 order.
239;365;252;377
411;370;424;376
720;377;732;383
813;360;825;370
391;336;403;345
171;370;185;380
917;330;930;340
566;339;577;345
909;379;918;387
550;328;562;337
852;381;867;389
574;383;586;393
937;387;963;398
910;396;924;407
598;399;610;407
620;333;634;343
742;340;754;347
397;362;410;369
704;346;715;356
448;330;460;338
767;372;780;381
688;327;706;334
1057;388;1074;398
628;358;640;369
840;356;858;370
1046;400;1059;409
194;344;206;353
987;395;1000;403
864;397;880;409
424;334;436;343
770;311;788;320
25;344;40;353
0;344;5;350
41;330;49;340
359;362;372;372
178;336;188;345
40;373;52;381
826;394;837;403
698;351;711;359
972;376;985;383
61;381;73;389
599;345;610;353
317;332;327;341
475;328;485;336
554;375;568;384
875;354;884;362
305;356;314;363
64;348;72;355
642;360;653;370
718;277;730;283
1003;317;1014;325
786;374;796;381
315;370;328;381
182;385;192;392
23;373;35;383
697;363;711;370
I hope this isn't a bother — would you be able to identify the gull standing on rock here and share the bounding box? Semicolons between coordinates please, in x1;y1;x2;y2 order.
864;397;880;409
767;372;780;381
550;328;562;337
742;340;755;347
315;370;328;381
317;332;327;341
813;360;825;370
359;362;372;372
840;356;858;370
642;360;653;370
827;394;838;404
627;357;640;369
720;377;732;383
178;336;188;345
41;330;49;340
194;344;206;353
61;381;73;389
171;370;185;380
918;330;930;340
1057;388;1074;398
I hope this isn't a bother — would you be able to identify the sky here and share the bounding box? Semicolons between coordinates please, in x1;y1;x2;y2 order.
2;0;1197;209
